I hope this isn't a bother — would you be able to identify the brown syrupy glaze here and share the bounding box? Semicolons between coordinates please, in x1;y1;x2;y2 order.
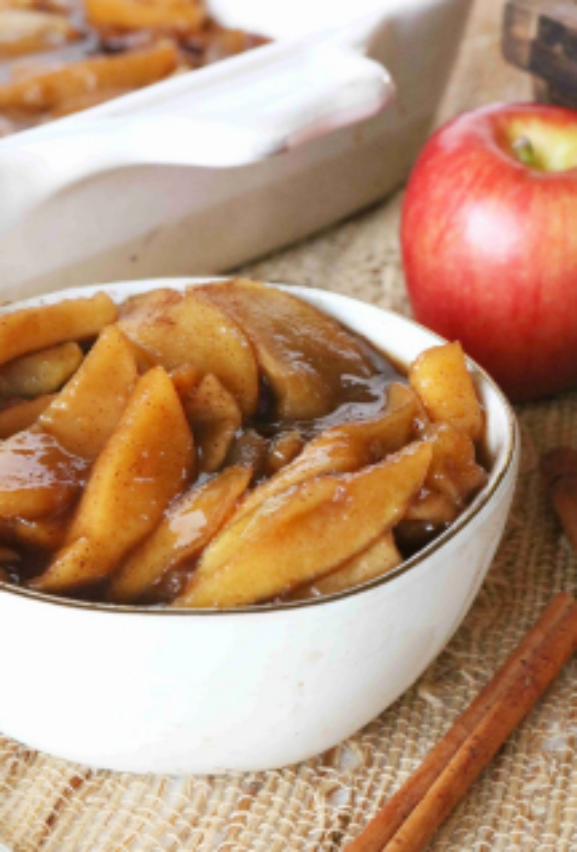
0;430;88;507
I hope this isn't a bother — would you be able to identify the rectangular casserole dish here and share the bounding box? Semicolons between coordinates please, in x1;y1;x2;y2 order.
0;0;473;301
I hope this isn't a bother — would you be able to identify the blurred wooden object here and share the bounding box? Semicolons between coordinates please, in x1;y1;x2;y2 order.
503;0;577;107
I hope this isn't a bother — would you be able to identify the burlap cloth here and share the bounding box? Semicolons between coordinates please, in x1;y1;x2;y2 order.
2;1;577;849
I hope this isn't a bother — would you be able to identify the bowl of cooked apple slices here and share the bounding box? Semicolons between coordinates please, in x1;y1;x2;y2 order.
0;278;518;774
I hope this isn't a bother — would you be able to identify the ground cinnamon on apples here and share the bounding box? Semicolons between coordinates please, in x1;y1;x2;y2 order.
541;447;577;552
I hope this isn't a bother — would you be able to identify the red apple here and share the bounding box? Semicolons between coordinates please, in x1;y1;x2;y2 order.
401;102;577;402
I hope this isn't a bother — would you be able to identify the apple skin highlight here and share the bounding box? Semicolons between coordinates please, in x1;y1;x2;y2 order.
401;102;577;402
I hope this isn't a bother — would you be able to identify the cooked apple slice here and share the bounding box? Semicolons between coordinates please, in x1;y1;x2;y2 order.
32;537;96;592
0;512;70;552
0;394;55;439
0;1;69;9
118;287;258;417
425;422;488;507
199;279;377;420
405;489;459;524
266;430;305;475
0;342;82;400
0;429;88;520
31;367;194;591
385;382;415;409
127;338;161;374
0;292;116;367
386;382;430;436
174;441;432;608
0;1;70;8
109;465;252;603
40;325;138;460
85;0;206;33
12;514;70;551
0;40;179;113
233;387;418;523
409;342;484;441
288;533;402;600
170;364;199;399
0;9;80;58
183;373;242;473
225;429;268;480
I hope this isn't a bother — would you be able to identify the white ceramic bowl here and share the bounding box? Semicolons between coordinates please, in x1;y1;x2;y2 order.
0;279;519;774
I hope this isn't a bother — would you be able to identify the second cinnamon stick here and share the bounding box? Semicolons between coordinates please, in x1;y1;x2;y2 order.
542;448;577;552
346;592;575;852
384;597;577;851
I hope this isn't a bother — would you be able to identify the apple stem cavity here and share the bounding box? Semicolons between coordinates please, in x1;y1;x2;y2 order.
512;135;538;168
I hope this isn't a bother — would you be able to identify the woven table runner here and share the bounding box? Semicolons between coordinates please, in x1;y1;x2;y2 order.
2;1;577;849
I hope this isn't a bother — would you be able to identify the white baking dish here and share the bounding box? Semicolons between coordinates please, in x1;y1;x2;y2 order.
0;279;518;774
0;0;473;300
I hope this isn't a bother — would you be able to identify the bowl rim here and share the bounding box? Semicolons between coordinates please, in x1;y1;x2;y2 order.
0;277;518;617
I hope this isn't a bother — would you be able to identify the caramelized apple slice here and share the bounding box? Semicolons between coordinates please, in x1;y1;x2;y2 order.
0;292;116;367
12;514;70;551
233;387;418;523
109;465;252;603
199;279;376;420
31;367;194;591
35;537;95;592
118;287;258;417
225;429;268;480
0;394;55;439
425;422;488;507
183;373;242;473
85;0;206;33
385;382;416;409
386;382;430;437
266;430;305;475
0;429;87;520
0;1;71;11
288;533;402;600
40;325;138;460
126;338;161;374
0;40;178;113
409;342;484;441
0;342;82;400
170;364;199;399
0;9;80;58
405;489;459;524
174;441;432;608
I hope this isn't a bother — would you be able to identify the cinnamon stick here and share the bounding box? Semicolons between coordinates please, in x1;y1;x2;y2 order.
541;448;577;553
347;592;577;852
